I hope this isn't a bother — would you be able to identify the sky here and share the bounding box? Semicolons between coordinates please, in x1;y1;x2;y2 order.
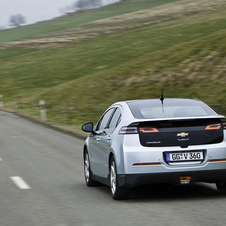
0;0;121;29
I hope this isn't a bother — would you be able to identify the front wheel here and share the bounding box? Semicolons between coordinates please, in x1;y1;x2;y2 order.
110;156;130;200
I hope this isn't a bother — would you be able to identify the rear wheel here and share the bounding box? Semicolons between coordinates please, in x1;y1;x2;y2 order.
84;150;100;187
216;182;226;193
110;156;130;200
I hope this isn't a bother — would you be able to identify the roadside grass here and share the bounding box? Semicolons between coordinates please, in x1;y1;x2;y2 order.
0;48;37;60
1;8;226;91
0;0;182;43
0;5;226;134
37;28;226;125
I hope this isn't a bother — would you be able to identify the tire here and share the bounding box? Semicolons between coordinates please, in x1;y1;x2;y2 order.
216;182;226;193
84;150;100;187
110;156;130;200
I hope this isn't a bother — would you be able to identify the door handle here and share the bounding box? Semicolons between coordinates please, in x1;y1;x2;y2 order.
96;137;100;142
107;136;111;141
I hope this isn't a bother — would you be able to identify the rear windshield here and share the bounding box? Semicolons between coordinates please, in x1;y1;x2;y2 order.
127;99;216;119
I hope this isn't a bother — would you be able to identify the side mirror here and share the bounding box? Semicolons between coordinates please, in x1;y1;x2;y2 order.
82;122;94;133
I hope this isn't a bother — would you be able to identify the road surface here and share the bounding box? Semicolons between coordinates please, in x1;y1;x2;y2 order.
0;111;226;226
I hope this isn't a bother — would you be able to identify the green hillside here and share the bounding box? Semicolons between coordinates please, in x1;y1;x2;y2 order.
0;0;182;43
0;0;226;137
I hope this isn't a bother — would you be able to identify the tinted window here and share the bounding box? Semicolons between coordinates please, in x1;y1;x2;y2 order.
109;108;121;129
127;99;216;119
96;108;115;131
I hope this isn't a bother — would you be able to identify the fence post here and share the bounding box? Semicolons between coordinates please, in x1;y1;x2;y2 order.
39;100;47;121
0;95;3;108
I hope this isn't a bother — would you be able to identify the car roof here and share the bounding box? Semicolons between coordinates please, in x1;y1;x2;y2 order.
112;98;225;121
126;98;201;104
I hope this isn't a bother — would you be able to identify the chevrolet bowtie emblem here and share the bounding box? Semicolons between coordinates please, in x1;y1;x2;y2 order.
177;132;189;137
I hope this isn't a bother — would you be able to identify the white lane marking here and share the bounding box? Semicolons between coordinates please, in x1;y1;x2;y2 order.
0;158;2;161
10;177;31;189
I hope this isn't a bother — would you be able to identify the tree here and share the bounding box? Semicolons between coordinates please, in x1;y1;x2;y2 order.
9;14;26;27
75;0;102;9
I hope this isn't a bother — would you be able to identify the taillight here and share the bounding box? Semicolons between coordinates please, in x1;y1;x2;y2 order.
119;127;138;134
139;127;159;133
205;123;222;130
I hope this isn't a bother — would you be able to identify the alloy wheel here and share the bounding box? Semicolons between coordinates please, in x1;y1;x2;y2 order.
110;160;117;195
84;153;90;183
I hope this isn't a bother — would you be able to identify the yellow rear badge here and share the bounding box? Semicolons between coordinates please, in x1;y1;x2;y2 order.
177;132;189;137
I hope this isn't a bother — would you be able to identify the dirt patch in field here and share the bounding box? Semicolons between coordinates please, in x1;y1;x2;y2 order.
1;0;226;49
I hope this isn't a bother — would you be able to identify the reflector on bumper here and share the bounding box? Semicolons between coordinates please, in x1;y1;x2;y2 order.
133;162;161;166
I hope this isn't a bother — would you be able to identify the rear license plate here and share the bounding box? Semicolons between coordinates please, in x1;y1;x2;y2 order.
166;151;203;162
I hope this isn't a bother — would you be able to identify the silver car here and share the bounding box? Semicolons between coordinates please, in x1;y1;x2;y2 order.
82;98;226;200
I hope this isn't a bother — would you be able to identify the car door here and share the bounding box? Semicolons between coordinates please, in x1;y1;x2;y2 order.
97;107;122;178
89;108;115;177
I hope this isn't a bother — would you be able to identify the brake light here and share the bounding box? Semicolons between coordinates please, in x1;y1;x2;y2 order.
205;123;222;130
139;127;159;133
119;127;138;134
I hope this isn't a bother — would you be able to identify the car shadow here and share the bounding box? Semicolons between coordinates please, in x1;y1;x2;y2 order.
129;183;226;201
76;181;226;202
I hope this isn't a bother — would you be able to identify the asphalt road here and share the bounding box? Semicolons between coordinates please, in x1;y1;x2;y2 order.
1;111;226;226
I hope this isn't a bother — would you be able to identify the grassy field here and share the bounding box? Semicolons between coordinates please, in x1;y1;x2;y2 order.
0;0;226;136
0;0;182;43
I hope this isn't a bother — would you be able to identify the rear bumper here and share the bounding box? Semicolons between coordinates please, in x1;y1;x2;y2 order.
118;169;226;188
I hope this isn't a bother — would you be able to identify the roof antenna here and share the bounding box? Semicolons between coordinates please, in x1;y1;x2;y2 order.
159;88;164;113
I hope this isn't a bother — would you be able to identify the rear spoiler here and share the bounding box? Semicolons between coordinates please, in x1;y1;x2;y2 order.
128;115;225;127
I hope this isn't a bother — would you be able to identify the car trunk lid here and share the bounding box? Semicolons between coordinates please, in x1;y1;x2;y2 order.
136;118;224;148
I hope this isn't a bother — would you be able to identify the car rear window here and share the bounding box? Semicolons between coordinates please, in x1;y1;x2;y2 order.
127;99;216;119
